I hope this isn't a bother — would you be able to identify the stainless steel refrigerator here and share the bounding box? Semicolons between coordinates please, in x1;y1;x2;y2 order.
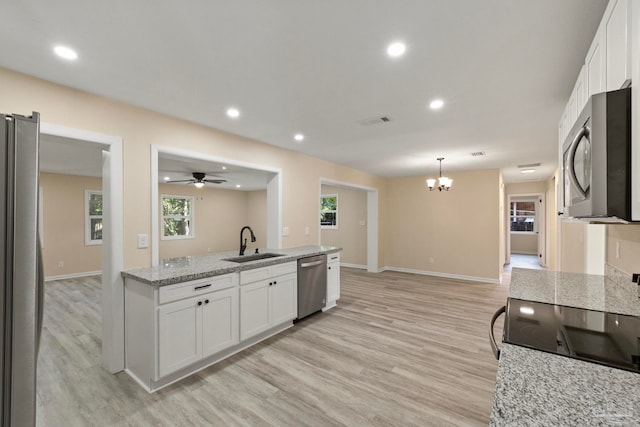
1;112;43;427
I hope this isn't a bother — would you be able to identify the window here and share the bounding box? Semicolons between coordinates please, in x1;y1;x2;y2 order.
320;194;338;229
162;195;194;239
85;190;103;245
510;200;536;233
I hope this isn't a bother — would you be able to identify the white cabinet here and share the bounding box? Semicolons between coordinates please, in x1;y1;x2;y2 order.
605;0;631;90
158;287;238;377
239;262;297;341
325;252;341;310
586;26;606;98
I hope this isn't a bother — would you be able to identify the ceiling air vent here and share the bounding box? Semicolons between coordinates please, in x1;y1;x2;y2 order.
358;116;393;126
517;162;541;168
471;151;486;157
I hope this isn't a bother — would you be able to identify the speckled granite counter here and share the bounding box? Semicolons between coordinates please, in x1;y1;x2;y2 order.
490;268;640;426
121;245;341;286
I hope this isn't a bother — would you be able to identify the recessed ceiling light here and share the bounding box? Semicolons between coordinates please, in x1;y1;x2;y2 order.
235;184;241;188
386;42;406;58
294;133;304;142
53;45;78;60
520;169;535;174
163;176;170;181
226;107;240;118
221;166;227;170
430;99;444;110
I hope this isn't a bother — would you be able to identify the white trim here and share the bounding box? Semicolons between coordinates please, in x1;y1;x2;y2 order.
151;145;282;266
379;266;501;284
506;192;546;268
511;251;538;256
38;187;44;248
631;0;640;220
319;177;379;273
41;122;125;374
159;194;195;240
45;270;102;282
340;263;367;270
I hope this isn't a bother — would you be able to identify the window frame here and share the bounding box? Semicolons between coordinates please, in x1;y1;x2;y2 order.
509;199;537;234
320;193;339;230
85;189;103;246
161;194;195;240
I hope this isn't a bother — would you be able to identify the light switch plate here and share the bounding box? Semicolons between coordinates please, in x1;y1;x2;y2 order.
137;234;149;248
305;226;310;235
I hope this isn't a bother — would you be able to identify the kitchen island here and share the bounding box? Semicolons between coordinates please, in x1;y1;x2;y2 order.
121;245;341;392
491;268;640;426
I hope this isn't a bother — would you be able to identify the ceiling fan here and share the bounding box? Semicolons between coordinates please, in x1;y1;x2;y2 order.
166;172;227;188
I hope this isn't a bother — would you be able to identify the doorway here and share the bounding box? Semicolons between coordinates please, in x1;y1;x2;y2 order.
39;122;124;373
319;178;379;273
505;193;546;270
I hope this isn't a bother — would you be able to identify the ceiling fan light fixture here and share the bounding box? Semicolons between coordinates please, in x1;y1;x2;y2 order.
194;182;205;188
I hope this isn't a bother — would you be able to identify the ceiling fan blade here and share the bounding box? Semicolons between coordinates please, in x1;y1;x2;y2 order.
203;179;227;184
166;179;195;184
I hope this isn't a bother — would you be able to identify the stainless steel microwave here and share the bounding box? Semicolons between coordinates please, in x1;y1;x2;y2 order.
562;87;632;221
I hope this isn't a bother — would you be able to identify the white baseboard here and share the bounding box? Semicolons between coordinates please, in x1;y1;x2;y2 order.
340;263;367;270
378;266;500;284
45;270;102;282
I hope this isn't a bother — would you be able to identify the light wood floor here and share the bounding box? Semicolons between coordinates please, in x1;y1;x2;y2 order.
37;269;509;426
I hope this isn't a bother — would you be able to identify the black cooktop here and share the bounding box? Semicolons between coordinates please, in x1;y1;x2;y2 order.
504;298;640;373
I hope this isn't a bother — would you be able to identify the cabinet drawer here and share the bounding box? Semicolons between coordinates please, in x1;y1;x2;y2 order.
327;252;341;263
240;261;297;285
159;273;238;305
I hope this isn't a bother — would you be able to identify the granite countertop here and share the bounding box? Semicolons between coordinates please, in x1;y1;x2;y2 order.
491;268;640;426
121;245;341;286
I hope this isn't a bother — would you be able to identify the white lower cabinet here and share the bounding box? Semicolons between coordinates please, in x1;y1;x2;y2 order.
240;262;297;341
325;252;341;309
158;286;239;377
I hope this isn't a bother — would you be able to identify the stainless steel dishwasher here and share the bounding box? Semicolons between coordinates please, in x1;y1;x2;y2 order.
297;254;327;319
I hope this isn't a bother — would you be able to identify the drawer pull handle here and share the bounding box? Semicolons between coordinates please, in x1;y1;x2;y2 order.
197;301;203;306
273;281;277;285
204;299;210;304
331;256;338;260
194;284;212;291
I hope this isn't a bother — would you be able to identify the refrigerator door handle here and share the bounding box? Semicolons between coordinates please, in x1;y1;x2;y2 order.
36;236;44;357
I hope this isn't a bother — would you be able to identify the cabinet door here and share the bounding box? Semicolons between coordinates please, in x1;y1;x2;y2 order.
270;273;297;326
202;287;239;358
606;0;630;90
327;261;341;303
240;281;270;340
158;297;201;377
586;27;605;97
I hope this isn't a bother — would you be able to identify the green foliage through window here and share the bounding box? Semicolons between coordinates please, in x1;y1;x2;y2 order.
162;196;193;238
320;194;338;228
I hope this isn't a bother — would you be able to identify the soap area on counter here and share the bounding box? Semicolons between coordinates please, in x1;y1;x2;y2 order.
122;245;341;392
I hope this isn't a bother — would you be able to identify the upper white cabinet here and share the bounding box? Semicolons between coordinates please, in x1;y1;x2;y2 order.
606;0;631;91
586;26;606;98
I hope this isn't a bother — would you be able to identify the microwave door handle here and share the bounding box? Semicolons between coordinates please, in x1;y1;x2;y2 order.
489;305;506;360
567;125;590;199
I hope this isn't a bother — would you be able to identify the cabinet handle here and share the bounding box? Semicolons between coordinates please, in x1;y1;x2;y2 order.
194;284;211;291
328;266;331;270
273;280;277;285
269;282;273;286
204;299;210;304
197;301;203;306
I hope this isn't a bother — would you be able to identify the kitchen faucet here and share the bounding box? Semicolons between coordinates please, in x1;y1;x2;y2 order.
239;226;256;256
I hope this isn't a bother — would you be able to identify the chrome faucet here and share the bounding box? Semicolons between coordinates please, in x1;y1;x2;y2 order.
239;226;256;256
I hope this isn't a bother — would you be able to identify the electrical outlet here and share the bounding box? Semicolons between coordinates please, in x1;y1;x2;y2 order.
282;226;289;237
305;226;310;236
615;241;621;259
429;257;434;264
57;261;64;268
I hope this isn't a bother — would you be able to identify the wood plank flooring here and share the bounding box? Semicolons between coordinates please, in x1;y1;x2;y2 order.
37;269;509;426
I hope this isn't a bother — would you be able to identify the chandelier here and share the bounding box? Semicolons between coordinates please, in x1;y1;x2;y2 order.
426;157;453;191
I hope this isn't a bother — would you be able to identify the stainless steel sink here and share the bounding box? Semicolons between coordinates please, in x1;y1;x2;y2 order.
222;253;285;263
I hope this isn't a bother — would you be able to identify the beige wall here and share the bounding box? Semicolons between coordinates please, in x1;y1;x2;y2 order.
320;185;367;266
158;184;266;259
560;221;587;274
385;170;502;282
511;233;537;254
0;68;387;270
606;224;640;276
40;173;102;277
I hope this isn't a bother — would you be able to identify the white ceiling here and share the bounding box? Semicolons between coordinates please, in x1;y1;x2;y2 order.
3;0;608;182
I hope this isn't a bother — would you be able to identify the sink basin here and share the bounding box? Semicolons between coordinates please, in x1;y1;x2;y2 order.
223;253;285;263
